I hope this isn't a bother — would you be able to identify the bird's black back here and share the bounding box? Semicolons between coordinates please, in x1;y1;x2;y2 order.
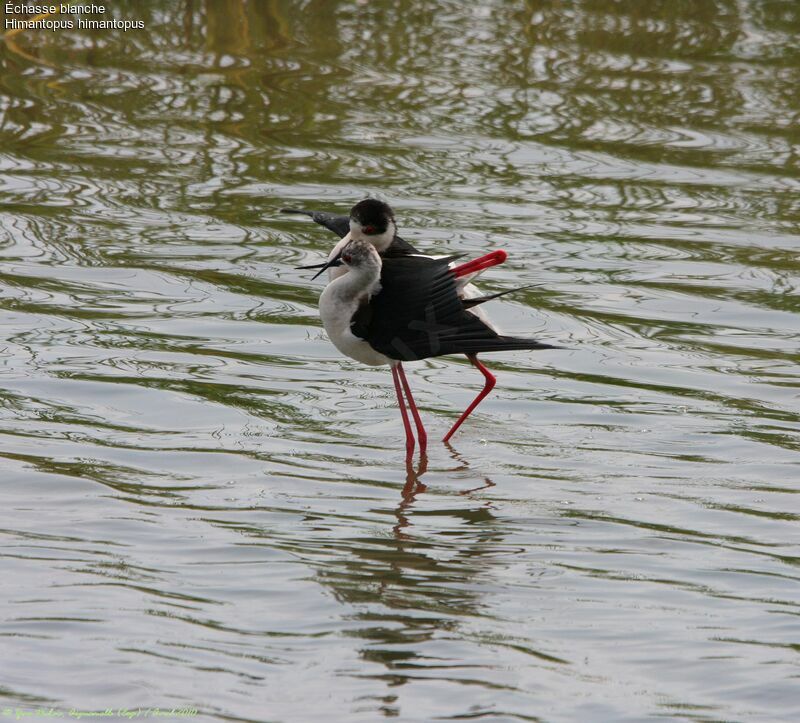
351;256;555;361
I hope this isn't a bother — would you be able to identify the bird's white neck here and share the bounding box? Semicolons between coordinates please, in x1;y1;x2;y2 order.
326;232;352;281
349;218;397;253
327;261;381;303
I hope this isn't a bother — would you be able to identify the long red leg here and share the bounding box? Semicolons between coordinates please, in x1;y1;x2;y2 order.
442;354;497;442
391;364;415;458
396;363;427;454
451;249;507;279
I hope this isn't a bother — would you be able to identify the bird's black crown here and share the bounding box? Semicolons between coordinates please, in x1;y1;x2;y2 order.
350;199;394;235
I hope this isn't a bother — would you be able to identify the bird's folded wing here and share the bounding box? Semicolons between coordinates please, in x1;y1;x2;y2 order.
352;255;552;360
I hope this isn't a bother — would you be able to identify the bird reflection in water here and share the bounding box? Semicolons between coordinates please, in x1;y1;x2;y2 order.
445;442;496;496
394;453;428;539
392;448;496;540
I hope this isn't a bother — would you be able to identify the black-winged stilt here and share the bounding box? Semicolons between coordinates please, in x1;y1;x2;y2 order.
283;199;420;283
287;199;507;342
313;234;557;457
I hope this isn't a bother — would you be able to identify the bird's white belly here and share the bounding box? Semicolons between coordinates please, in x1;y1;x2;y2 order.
328;324;390;366
319;285;390;367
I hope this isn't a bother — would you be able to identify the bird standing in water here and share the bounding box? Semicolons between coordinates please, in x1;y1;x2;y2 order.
299;207;557;457
287;200;520;449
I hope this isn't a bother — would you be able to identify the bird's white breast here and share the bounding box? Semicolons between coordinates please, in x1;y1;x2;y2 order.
319;276;390;367
326;232;352;282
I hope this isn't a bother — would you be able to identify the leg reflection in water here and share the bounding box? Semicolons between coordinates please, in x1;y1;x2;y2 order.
393;453;428;539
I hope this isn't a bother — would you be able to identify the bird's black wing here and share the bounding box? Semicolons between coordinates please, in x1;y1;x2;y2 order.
381;236;419;255
280;207;420;253
462;285;537;309
354;256;556;361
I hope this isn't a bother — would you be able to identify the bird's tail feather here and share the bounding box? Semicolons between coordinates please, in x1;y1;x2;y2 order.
462;284;542;309
440;335;560;355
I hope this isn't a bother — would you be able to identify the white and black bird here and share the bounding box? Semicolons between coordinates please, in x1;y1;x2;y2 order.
308;231;557;457
283;198;419;282
285;198;505;306
286;199;525;447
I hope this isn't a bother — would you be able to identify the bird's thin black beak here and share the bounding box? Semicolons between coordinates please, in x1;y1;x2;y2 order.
296;252;343;280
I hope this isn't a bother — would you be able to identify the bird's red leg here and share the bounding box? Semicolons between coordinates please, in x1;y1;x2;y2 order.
442;354;496;442
396;363;427;454
451;249;507;279
391;364;415;458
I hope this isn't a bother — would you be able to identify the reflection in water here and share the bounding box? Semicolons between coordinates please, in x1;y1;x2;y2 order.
1;0;799;720
395;454;428;538
445;442;497;496
310;461;532;693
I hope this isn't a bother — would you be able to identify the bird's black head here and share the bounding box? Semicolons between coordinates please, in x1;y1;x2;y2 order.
349;199;394;237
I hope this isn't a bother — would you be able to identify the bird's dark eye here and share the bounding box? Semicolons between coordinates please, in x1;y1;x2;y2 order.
342;253;352;263
362;225;376;234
